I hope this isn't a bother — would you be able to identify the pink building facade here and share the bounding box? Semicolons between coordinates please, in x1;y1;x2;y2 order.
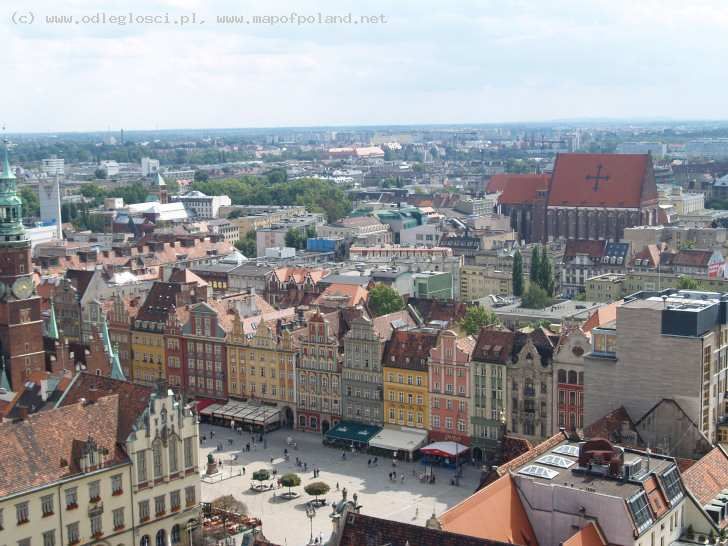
428;330;474;445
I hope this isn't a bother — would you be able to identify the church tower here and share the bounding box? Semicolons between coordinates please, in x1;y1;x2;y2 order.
0;146;45;389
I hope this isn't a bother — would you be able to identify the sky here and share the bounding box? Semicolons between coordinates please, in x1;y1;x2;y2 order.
2;0;728;133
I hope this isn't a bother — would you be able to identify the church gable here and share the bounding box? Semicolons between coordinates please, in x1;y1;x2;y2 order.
547;153;657;209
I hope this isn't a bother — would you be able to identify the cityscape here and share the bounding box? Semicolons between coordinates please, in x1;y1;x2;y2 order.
2;3;728;546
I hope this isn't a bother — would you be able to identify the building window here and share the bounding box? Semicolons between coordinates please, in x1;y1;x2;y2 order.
185;486;196;507
113;507;125;530
184;437;194;469
91;514;102;536
89;480;101;502
111;474;123;495
169;437;179;473
43;530;56;546
16;501;29;524
445;417;453;430
139;500;150;521
41;494;54;516
171;490;181;511
65;487;78;509
137;450;148;483
153;441;163;479
67;522;80;545
155;495;166;516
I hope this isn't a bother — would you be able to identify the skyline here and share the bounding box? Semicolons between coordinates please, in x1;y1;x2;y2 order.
3;0;728;132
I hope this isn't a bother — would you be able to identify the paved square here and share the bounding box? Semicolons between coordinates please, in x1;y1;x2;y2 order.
199;424;481;545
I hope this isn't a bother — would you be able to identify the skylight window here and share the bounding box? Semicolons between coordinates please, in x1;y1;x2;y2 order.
537;454;575;469
628;491;654;535
660;467;684;505
518;464;559;480
552;444;580;457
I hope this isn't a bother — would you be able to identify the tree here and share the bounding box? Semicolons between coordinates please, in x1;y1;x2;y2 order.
512;250;524;297
285;228;306;250
94;168;107;179
304;482;330;503
194;170;209;182
211;495;247;515
459;306;499;336
252;469;270;484
677;275;699;290
538;249;555;297
529;246;541;286
19;186;40;218
521;285;552;309
368;284;404;317
279;473;301;497
234;230;257;258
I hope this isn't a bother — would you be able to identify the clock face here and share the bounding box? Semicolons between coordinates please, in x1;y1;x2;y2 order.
12;276;34;300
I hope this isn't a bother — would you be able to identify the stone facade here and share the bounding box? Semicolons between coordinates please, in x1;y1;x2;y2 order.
341;315;385;425
552;326;588;434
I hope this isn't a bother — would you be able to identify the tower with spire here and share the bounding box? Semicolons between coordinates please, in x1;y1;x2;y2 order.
0;143;46;389
152;171;168;204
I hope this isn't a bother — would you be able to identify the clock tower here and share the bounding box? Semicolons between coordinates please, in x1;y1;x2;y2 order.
0;146;45;390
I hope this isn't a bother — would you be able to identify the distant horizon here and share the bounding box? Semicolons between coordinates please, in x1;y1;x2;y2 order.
7;117;728;138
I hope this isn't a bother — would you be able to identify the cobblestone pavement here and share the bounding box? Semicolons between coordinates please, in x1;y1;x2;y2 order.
199;423;481;546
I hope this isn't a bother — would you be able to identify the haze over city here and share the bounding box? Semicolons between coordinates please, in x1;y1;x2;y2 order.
4;0;728;132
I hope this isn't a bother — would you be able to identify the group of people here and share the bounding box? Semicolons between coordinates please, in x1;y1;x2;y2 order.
366;457;379;467
388;471;405;483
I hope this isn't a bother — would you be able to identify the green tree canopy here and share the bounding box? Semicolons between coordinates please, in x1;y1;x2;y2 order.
512;250;524;297
529;246;541;285
252;469;270;482
459;306;499;336
538;250;555;297
211;495;247;515
676;275;699;290
280;473;301;496
303;482;330;501
234;230;257;258
19;187;40;218
368;284;404;317
521;285;552;309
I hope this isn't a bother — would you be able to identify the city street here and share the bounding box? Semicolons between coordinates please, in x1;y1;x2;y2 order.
199;423;481;546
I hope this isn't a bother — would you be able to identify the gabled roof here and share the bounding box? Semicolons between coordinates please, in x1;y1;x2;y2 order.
547;153;657;208
371;310;416;341
136;282;182;323
563;239;606;260
486;174;549;205
168;267;209;287
338;512;510;546
0;395;124;497
383;328;440;372
562;523;607;546
440;473;538;546
583;406;641;446
670;249;715;267
64;268;97;298
581;302;619;333
630;244;663;268
407;297;467;325
682;445;728;507
57;372;154;443
314;284;369;308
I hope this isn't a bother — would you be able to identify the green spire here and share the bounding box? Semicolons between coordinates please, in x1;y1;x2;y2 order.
110;347;125;381
101;316;125;381
1;146;15;180
46;301;59;340
0;358;11;392
155;171;166;187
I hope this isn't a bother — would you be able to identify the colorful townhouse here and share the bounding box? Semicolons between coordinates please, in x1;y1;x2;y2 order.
382;327;440;431
428;330;475;445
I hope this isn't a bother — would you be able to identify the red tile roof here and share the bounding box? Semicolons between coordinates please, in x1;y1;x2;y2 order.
682;446;728;506
581;302;619;333
0;395;125;497
314;284;369;308
670;249;714;267
440;473;538;546
547;153;657;208
562;523;606;546
487;174;550;205
383;328;440;372
339;512;510;546
563;239;606;259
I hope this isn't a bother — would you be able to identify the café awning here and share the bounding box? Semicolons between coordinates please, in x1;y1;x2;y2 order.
368;426;428;455
420;441;469;458
325;421;381;444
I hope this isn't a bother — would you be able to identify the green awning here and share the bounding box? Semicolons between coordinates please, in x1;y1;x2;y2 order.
325;421;382;444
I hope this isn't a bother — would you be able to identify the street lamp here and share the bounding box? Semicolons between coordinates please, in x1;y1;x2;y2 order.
305;503;316;544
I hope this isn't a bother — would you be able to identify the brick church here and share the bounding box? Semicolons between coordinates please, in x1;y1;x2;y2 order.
489;153;659;243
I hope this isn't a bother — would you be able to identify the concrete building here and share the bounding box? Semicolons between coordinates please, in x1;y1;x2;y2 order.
584;290;728;444
584;273;625;303
413;271;453;300
41;156;65;176
141;157;160;176
172;191;232;219
341;311;413;426
460;265;514;301
255;214;325;257
616;141;667;157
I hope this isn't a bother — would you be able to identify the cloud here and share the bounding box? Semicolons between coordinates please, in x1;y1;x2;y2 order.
1;0;727;131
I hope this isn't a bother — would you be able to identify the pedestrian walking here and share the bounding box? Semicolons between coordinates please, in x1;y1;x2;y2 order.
242;467;246;475
336;482;339;491
401;474;405;484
